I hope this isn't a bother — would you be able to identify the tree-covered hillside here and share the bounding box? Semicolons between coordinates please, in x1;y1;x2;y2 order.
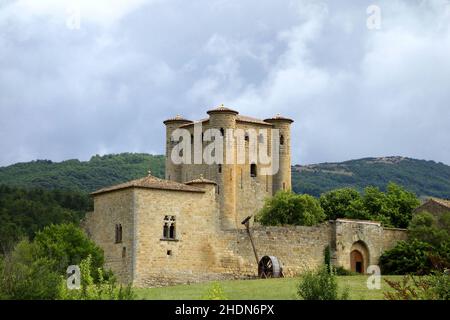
0;185;91;254
0;153;165;193
0;154;449;198
292;156;450;198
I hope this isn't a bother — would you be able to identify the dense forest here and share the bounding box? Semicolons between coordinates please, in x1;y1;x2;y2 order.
0;185;92;254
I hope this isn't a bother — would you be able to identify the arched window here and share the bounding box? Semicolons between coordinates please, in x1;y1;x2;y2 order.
280;135;285;145
169;224;176;239
220;128;225;136
218;164;222;173
163;223;169;238
163;216;176;240
250;163;257;177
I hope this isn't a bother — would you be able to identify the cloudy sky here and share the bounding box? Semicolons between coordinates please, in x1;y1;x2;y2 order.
1;0;449;167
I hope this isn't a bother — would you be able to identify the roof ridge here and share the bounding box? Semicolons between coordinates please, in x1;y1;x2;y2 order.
91;175;205;195
430;197;450;208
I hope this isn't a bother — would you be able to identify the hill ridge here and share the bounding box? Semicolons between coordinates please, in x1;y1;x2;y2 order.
1;153;450;198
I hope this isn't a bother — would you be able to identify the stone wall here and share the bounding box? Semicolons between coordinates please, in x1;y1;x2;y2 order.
222;224;332;277
85;189;408;287
382;227;408;251
83;189;134;284
133;185;222;287
332;219;407;272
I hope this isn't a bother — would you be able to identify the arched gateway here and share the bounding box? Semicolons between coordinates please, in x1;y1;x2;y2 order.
350;241;370;274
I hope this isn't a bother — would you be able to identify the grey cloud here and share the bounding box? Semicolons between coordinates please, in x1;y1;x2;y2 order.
0;0;449;166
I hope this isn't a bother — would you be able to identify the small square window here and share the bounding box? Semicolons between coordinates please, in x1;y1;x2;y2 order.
167;250;172;256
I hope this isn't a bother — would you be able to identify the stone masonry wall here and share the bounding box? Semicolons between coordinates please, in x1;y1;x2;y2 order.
332;219;407;271
86;190;408;287
133;185;224;287
219;223;332;277
83;189;134;284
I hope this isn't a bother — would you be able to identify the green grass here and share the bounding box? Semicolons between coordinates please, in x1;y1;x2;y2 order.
134;275;405;300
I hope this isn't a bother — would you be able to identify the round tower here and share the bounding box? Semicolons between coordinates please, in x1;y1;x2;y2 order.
207;105;238;229
163;115;193;182
264;114;293;193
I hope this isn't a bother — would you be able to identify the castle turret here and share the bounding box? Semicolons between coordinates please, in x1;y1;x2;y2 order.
264;114;293;193
207;105;238;229
163;115;193;182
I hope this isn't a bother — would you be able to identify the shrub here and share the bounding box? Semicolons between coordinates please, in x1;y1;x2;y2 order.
257;191;325;226
379;239;434;275
59;255;134;300
380;211;450;275
334;266;356;276
384;273;450;300
201;282;228;300
297;266;349;300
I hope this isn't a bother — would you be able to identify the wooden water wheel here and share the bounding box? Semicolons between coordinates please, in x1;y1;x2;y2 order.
258;256;283;278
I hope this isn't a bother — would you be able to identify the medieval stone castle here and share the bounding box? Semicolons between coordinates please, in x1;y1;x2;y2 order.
84;106;407;287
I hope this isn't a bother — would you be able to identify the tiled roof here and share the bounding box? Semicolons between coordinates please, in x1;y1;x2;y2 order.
236;115;272;126
430;198;450;208
185;175;217;185
179;118;209;128
91;175;205;195
264;114;294;123
163;115;193;124
207;105;239;115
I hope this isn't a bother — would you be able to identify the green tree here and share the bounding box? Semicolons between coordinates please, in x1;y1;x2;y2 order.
0;185;91;255
0;240;61;300
257;191;325;226
409;211;450;247
34;223;104;277
384;183;420;228
319;188;361;220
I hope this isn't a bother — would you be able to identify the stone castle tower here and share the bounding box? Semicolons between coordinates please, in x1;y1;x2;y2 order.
163;105;293;229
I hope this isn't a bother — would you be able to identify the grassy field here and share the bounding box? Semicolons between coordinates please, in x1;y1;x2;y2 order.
134;275;405;300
